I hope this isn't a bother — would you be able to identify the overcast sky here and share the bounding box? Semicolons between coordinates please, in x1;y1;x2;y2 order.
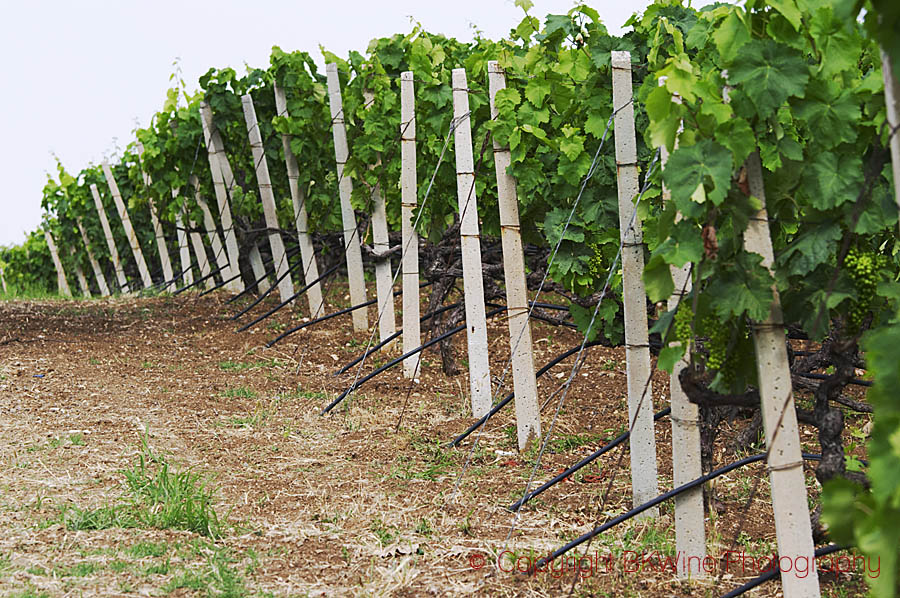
0;0;712;247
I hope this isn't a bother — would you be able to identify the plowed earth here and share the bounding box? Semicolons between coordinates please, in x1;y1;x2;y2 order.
0;289;872;597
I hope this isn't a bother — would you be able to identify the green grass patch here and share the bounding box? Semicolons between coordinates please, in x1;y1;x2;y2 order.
127;541;168;558
221;387;257;399
548;433;607;453
50;433;222;538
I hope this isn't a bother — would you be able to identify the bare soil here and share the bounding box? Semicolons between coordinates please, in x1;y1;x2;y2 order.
0;289;873;597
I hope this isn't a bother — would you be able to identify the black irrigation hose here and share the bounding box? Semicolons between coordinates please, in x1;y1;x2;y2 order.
796;372;873;387
230;254;306;321
199;266;243;297
507;406;672;511
532;453;832;571
335;300;571;376
448;340;608;448
236;264;340;332
225;246;302;305
719;544;848;598
265;280;432;348
334;301;462;375
320;306;509;415
173;264;226;295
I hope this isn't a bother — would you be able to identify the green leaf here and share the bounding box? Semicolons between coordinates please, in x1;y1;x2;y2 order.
663;139;734;209
585;111;610;140
715;118;755;165
712;10;750;62
657;344;687;374
776;222;842;276
524;78;551;107
794;81;860;149
706;252;774;321
643;253;675;303
727;39;808;118
569;302;599;342
767;0;803;30
801;151;863;210
646;85;680;151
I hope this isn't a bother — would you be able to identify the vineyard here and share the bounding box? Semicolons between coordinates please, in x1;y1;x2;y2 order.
1;0;899;596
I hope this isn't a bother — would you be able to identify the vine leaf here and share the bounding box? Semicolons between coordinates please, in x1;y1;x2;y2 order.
706;252;774;321
727;39;808;118
776;222;842;276
794;80;860;149
801;151;863;210
663;139;733;208
711;10;750;62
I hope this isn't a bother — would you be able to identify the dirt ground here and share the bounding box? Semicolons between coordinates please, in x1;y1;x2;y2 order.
0;288;874;597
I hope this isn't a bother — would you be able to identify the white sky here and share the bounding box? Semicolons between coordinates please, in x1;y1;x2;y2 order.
0;0;707;246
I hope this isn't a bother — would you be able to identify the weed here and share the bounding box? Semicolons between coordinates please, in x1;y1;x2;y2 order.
56;561;99;577
548;433;605;453
370;517;397;547
52;433;222;538
7;585;51;598
127;541;168;558
221;387;257;399
414;518;433;537
109;559;129;573
68;433;85;446
218;359;282;371
143;558;171;575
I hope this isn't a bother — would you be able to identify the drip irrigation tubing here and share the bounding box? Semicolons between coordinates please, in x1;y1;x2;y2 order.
231;252;306;320
265;280;432;348
198;266;243;297
796;372;873;387
320;306;509;415
237;264;339;332
448;340;608;448
719;544;847;598
507;406;672;511
225;246;302;305
173;264;226;295
531;453;855;572
334;301;462;375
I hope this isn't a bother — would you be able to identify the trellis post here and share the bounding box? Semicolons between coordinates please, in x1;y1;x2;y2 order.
174;189;193;287
881;50;900;220
400;71;421;378
199;102;244;292
186;209;214;291
90;183;129;293
76;218;110;296
487;61;541;449
364;90;398;346
68;246;91;297
274;83;324;317
249;243;270;294
136;143;175;290
326;63;368;331
451;68;493;419
658;83;705;578
242;94;294;302
101;161;153;288
611;50;659;512
744;151;821;598
43;230;72;297
191;175;231;287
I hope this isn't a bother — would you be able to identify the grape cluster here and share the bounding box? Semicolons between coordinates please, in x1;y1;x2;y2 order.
673;303;694;346
588;243;603;279
845;248;885;331
701;316;729;372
